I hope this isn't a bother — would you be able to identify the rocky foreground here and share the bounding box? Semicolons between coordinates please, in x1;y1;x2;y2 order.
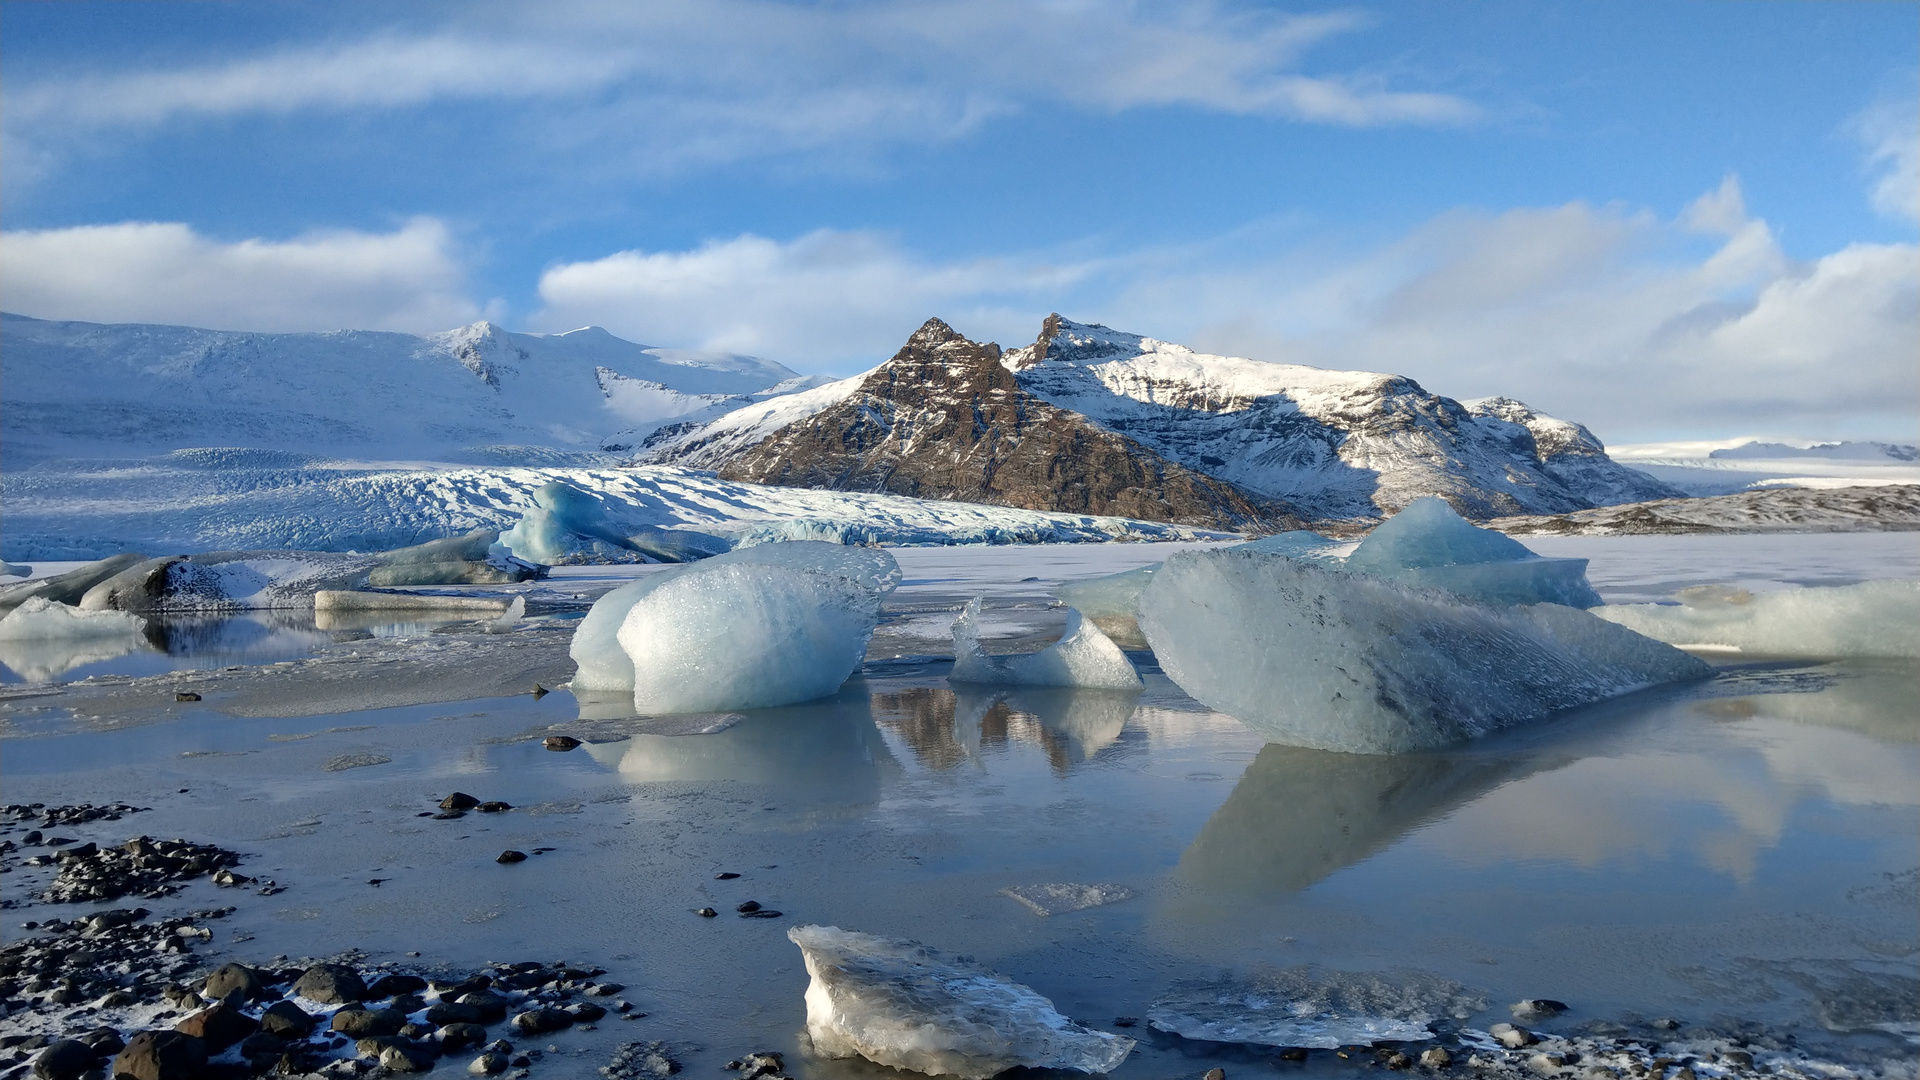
1488;485;1920;536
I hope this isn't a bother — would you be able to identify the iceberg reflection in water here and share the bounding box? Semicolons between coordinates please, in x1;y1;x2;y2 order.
872;685;1141;772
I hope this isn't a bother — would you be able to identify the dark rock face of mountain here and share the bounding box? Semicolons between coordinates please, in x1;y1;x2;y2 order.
714;319;1296;531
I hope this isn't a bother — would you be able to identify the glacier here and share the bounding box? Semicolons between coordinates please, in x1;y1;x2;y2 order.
948;599;1140;690
788;924;1135;1079
1148;967;1488;1049
1139;549;1712;754
1592;580;1920;659
570;542;901;710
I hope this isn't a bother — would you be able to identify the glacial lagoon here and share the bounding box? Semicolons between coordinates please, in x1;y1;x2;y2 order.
1;533;1915;1077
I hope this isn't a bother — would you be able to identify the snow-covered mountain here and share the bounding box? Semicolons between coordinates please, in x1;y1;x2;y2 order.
649;315;1681;523
1;313;808;463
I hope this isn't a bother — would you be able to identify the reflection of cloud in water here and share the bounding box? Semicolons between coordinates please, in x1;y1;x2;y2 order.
870;686;1139;773
1179;742;1534;895
581;687;893;809
1416;667;1920;884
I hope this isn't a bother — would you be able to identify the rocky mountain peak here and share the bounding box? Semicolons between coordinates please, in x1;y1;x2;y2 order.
1007;314;1146;369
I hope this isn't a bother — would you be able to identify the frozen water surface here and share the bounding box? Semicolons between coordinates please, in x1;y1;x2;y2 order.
0;535;1915;1078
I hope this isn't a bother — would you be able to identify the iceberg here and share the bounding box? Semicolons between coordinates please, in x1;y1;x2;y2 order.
1052;533;1347;648
568;541;901;708
1148;967;1487;1049
496;481;649;565
79;552;374;612
1139;550;1711;754
0;553;149;614
369;529;545;586
1592;580;1920;659
1345;497;1603;608
788;924;1135;1080
0;596;147;640
948;599;1140;690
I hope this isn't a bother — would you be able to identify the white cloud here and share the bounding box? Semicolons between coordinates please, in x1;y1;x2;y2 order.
0;218;484;333
1852;91;1919;223
5;1;1477;177
535;230;1093;363
537;177;1916;440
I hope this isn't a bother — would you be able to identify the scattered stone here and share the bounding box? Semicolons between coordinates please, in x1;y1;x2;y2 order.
1490;1023;1537;1049
739;909;783;919
1528;1051;1570;1071
111;1030;208;1080
543;736;578;751
568;1003;608;1023
368;973;428;997
380;1043;439;1072
511;1008;574;1035
602;1042;679;1080
1513;999;1570;1019
31;1039;100;1080
1204;1069;1226;1080
585;982;624;996
1421;1047;1452;1067
735;901;761;913
1721;1051;1754;1069
1278;1048;1308;1062
477;801;513;813
259;1000;318;1039
1385;1052;1412;1070
428;1002;485;1026
1652;1018;1681;1031
332;1008;408;1037
1111;1017;1136;1028
440;793;481;811
174;692;201;702
458;990;513;1023
497;851;529;864
42;835;243;903
694;908;717;918
295;963;370;1005
176;998;259;1050
238;1030;284;1061
532;685;549;699
713;872;740;880
470;1052;510;1075
203;962;265;1001
440;1024;490;1052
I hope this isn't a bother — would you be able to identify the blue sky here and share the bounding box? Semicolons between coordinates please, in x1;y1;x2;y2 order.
3;0;1915;443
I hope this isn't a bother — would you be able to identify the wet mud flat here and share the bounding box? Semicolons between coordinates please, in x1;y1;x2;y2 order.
1;540;1916;1080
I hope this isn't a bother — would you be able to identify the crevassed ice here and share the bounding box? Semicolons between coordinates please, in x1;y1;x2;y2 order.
1149;967;1488;1049
497;481;645;564
569;541;900;693
948;599;1140;690
1592;579;1920;659
788;924;1135;1080
0;596;147;640
1139;550;1710;754
1346;497;1602;608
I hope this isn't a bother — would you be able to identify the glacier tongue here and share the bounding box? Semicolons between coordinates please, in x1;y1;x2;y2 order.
1148;967;1488;1049
1591;580;1920;659
948;599;1141;689
788;924;1135;1080
1139;550;1711;754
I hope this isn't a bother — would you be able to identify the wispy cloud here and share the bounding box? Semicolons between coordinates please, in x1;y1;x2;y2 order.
1851;87;1919;223
0;218;485;333
6;1;1478;179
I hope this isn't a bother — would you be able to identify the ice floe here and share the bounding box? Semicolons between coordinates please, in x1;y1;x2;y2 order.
999;883;1135;917
78;552;374;613
1148;966;1488;1049
1140;550;1711;753
1592;580;1920;659
948;599;1140;689
0;596;147;640
369;529;544;586
788;924;1135;1079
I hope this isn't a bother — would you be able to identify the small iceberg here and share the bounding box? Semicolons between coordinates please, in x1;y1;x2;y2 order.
369;529;545;586
570;542;900;712
1592;579;1920;659
949;599;1140;690
1345;497;1602;608
496;481;730;565
0;596;147;640
1140;550;1710;754
788;924;1135;1079
1149;966;1488;1049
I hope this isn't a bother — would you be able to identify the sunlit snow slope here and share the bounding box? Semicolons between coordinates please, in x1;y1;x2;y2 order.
1;313;808;463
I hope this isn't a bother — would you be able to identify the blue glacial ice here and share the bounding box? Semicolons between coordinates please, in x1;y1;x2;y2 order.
1593;579;1920;659
1345;497;1603;608
1139;549;1711;754
569;542;900;710
495;481;731;565
948;599;1140;690
788;924;1135;1080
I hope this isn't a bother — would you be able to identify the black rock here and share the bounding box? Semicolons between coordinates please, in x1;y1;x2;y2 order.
713;872;740;880
380;1042;439;1073
440;793;481;811
293;963;367;1005
1111;1017;1137;1028
174;693;201;703
80;1030;123;1056
31;1039;99;1080
111;1031;208;1080
511;1008;574;1035
695;908;717;918
497;851;528;864
567;1003;607;1023
426;1002;484;1027
438;1023;489;1052
174;1001;257;1052
477;802;512;813
735;901;760;913
202;963;263;1002
258;1001;317;1040
739;910;783;919
367;974;428;998
237;1031;282;1061
434;811;468;820
543;736;580;751
457;990;512;1023
329;1008;407;1037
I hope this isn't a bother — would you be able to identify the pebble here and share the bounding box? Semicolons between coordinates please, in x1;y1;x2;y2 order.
477;801;513;813
714;872;740;880
695;908;717;918
543;736;579;751
1420;1047;1452;1067
1204;1069;1226;1080
174;692;201;702
440;792;481;811
1513;998;1571;1019
735;901;761;913
497;851;529;864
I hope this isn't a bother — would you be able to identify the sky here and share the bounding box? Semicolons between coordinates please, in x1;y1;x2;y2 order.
2;0;1915;445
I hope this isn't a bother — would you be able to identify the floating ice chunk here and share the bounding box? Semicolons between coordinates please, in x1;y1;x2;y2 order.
949;599;1140;689
0;596;147;640
370;529;544;586
484;595;526;634
81;551;373;612
1054;565;1157;620
0;553;148;613
1149;967;1488;1049
1347;498;1602;608
497;482;648;565
1139;550;1710;754
1000;883;1135;917
571;542;899;693
1592;579;1920;659
788;924;1135;1079
0;562;30;578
